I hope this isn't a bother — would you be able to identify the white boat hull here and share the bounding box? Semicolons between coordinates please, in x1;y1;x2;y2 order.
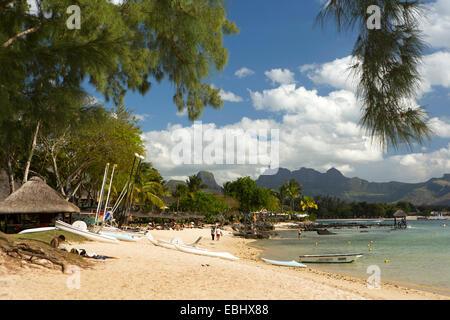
18;227;57;234
99;231;140;242
55;220;119;243
261;258;306;268
300;253;363;263
146;233;238;261
174;244;239;261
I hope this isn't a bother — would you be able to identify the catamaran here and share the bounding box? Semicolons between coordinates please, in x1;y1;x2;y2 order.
299;253;363;263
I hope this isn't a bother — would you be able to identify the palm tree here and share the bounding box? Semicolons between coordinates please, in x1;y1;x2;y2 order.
186;175;207;193
174;183;189;212
317;0;431;149
301;196;318;212
282;179;303;212
132;162;166;210
278;185;288;212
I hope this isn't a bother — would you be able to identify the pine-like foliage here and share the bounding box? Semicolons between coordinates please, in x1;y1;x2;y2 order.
317;0;431;149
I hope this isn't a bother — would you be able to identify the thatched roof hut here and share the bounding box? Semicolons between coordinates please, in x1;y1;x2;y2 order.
0;177;79;215
393;209;407;217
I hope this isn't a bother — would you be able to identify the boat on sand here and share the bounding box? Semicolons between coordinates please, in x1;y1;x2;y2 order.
261;258;306;267
146;233;238;260
18;227;57;234
55;220;119;243
174;243;239;261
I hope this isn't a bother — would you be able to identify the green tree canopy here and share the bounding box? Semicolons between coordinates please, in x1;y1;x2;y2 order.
224;177;277;214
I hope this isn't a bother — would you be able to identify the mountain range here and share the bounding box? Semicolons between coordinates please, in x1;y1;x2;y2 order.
165;167;450;206
255;167;450;206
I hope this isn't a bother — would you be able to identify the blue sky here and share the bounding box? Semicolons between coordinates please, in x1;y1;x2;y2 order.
88;0;450;185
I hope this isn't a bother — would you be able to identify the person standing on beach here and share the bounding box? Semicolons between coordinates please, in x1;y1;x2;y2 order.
211;227;215;240
297;228;302;239
216;226;222;240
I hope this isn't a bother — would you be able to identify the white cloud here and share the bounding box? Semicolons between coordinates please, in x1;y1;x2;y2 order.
420;51;450;94
219;89;243;103
387;144;450;182
234;67;255;79
264;68;296;85
429;117;450;138
142;82;386;184
302;51;450;97
134;113;150;122
248;84;360;123
420;0;450;50
300;56;358;92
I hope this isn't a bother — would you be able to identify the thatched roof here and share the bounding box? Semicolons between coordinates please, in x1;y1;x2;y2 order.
130;211;204;220
393;209;407;217
0;177;80;214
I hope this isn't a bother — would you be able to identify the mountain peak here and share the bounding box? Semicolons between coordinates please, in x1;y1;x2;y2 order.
197;171;223;194
326;167;343;176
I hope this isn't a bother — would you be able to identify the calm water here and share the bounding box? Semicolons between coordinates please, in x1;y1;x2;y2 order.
252;220;450;295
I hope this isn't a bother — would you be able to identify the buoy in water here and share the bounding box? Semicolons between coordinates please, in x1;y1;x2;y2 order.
385;259;389;263
347;241;351;245
314;242;318;246
369;248;373;252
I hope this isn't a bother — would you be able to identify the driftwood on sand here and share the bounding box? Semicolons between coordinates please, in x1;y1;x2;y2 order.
0;232;89;273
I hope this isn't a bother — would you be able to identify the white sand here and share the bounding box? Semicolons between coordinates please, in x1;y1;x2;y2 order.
1;227;448;300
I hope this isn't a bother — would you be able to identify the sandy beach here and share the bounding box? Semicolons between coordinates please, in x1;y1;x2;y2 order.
1;225;448;300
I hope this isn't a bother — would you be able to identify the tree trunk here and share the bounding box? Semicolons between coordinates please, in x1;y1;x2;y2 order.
50;151;66;196
23;120;40;183
5;147;15;194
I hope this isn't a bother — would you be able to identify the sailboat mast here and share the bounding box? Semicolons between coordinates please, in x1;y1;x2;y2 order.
95;163;110;227
101;164;117;227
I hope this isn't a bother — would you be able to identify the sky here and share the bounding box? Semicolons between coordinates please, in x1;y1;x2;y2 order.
87;0;450;185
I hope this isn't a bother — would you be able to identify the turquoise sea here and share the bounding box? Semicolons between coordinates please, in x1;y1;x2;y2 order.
252;220;450;296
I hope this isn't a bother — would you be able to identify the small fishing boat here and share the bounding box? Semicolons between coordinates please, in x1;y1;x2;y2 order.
55;220;119;243
299;253;363;263
261;258;306;268
18;227;57;234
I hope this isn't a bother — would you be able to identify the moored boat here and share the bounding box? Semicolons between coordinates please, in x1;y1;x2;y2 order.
299;253;363;263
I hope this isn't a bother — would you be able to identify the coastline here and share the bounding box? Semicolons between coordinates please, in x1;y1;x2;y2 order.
1;226;448;300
